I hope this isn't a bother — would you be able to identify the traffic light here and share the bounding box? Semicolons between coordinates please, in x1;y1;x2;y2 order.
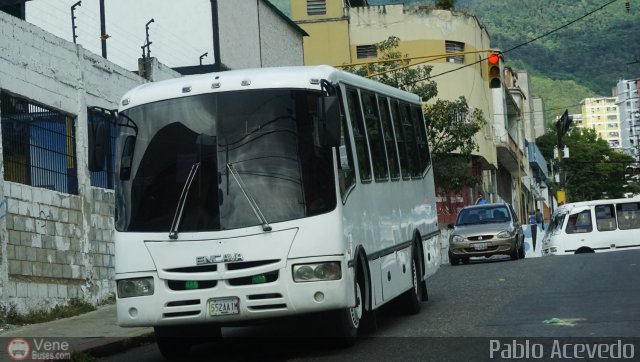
487;51;501;89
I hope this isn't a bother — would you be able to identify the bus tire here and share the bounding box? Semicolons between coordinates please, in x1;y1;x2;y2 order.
575;247;594;254
398;245;422;315
333;267;364;345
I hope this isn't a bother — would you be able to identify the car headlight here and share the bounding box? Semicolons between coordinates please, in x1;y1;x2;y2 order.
293;262;341;282
451;235;465;243
117;277;154;298
497;230;515;239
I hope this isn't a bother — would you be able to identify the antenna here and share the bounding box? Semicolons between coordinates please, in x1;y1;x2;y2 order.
71;1;81;44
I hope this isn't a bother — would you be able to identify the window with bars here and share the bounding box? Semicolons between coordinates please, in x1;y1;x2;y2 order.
1;92;78;194
88;108;117;189
356;45;377;59
445;40;465;64
307;0;326;15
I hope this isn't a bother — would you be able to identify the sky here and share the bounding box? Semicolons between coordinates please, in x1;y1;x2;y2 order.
25;0;215;71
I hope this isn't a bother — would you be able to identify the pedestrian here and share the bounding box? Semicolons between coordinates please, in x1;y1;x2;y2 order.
529;211;538;251
535;208;544;230
475;193;488;205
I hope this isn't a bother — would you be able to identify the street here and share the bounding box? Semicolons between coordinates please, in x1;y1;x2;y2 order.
104;250;640;361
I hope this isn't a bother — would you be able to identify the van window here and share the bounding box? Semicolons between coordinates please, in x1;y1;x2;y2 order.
616;202;640;230
565;210;593;234
595;204;616;231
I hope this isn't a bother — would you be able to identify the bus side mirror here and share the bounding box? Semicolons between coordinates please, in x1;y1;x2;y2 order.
317;95;341;148
88;120;107;172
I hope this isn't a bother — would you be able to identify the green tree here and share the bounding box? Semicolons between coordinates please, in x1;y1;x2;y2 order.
435;0;456;10
536;127;640;201
343;36;487;192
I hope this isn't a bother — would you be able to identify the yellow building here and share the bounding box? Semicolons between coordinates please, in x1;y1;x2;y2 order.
578;97;621;149
290;1;517;216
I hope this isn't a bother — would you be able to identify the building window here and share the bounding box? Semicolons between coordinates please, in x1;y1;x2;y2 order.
307;0;326;16
1;92;78;194
445;40;465;64
356;45;377;59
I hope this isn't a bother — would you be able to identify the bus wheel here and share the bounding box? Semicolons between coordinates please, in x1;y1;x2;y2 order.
333;277;362;344
575;247;594;254
399;249;422;315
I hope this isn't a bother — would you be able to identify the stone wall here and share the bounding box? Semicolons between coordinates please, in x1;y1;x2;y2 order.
0;10;180;311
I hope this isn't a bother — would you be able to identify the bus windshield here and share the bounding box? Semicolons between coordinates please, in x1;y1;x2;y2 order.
114;89;336;233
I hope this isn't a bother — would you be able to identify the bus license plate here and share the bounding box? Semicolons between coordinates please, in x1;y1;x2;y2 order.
473;243;488;251
208;298;240;316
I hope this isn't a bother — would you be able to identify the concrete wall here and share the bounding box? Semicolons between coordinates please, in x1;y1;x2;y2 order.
218;0;304;69
0;10;180;311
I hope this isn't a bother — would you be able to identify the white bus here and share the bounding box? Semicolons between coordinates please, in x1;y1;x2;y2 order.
541;196;640;256
91;65;439;358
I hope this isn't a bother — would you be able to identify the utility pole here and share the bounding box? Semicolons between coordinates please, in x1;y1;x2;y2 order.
99;0;109;58
555;109;572;204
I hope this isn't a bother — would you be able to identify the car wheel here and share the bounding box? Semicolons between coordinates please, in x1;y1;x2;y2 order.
510;245;519;260
448;251;459;265
518;238;526;259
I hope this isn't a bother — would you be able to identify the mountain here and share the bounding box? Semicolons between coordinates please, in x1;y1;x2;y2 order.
268;0;639;126
457;0;640;126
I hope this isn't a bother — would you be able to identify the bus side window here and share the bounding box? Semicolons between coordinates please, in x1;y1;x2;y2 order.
337;88;356;198
411;105;431;173
378;96;400;180
595;204;616;231
400;103;421;178
390;100;410;180
346;88;372;183
616;202;640;230
362;91;389;182
566;210;593;234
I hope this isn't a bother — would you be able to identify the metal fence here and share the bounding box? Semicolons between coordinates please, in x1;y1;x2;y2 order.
1;92;78;194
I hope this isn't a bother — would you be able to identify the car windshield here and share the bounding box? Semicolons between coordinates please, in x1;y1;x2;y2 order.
456;206;511;226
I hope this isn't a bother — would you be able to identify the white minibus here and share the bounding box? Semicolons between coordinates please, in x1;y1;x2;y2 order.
89;65;439;358
541;196;640;255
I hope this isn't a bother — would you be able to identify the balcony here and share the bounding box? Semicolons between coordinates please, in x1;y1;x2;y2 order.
496;134;524;173
527;142;548;183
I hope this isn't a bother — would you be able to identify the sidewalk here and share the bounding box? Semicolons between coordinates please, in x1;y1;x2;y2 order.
0;304;153;358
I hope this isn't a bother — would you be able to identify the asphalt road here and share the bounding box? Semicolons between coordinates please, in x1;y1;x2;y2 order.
103;250;640;361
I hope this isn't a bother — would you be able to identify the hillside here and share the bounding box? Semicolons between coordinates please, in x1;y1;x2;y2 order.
457;0;639;126
268;0;638;126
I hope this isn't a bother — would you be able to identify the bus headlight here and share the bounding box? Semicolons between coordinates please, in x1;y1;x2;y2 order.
293;262;341;282
117;277;154;298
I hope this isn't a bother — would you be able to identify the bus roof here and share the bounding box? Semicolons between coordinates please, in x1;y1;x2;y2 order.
554;196;640;215
119;65;421;112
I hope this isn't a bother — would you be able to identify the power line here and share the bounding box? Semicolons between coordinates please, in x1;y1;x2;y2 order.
408;0;621;83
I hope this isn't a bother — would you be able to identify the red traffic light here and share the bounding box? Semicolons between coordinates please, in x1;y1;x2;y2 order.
488;53;499;64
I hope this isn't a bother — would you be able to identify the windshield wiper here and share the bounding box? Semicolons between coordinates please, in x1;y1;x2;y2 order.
226;163;272;232
168;162;200;239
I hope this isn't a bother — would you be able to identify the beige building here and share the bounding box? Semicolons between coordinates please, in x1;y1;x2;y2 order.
287;0;553;221
578;97;621;149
